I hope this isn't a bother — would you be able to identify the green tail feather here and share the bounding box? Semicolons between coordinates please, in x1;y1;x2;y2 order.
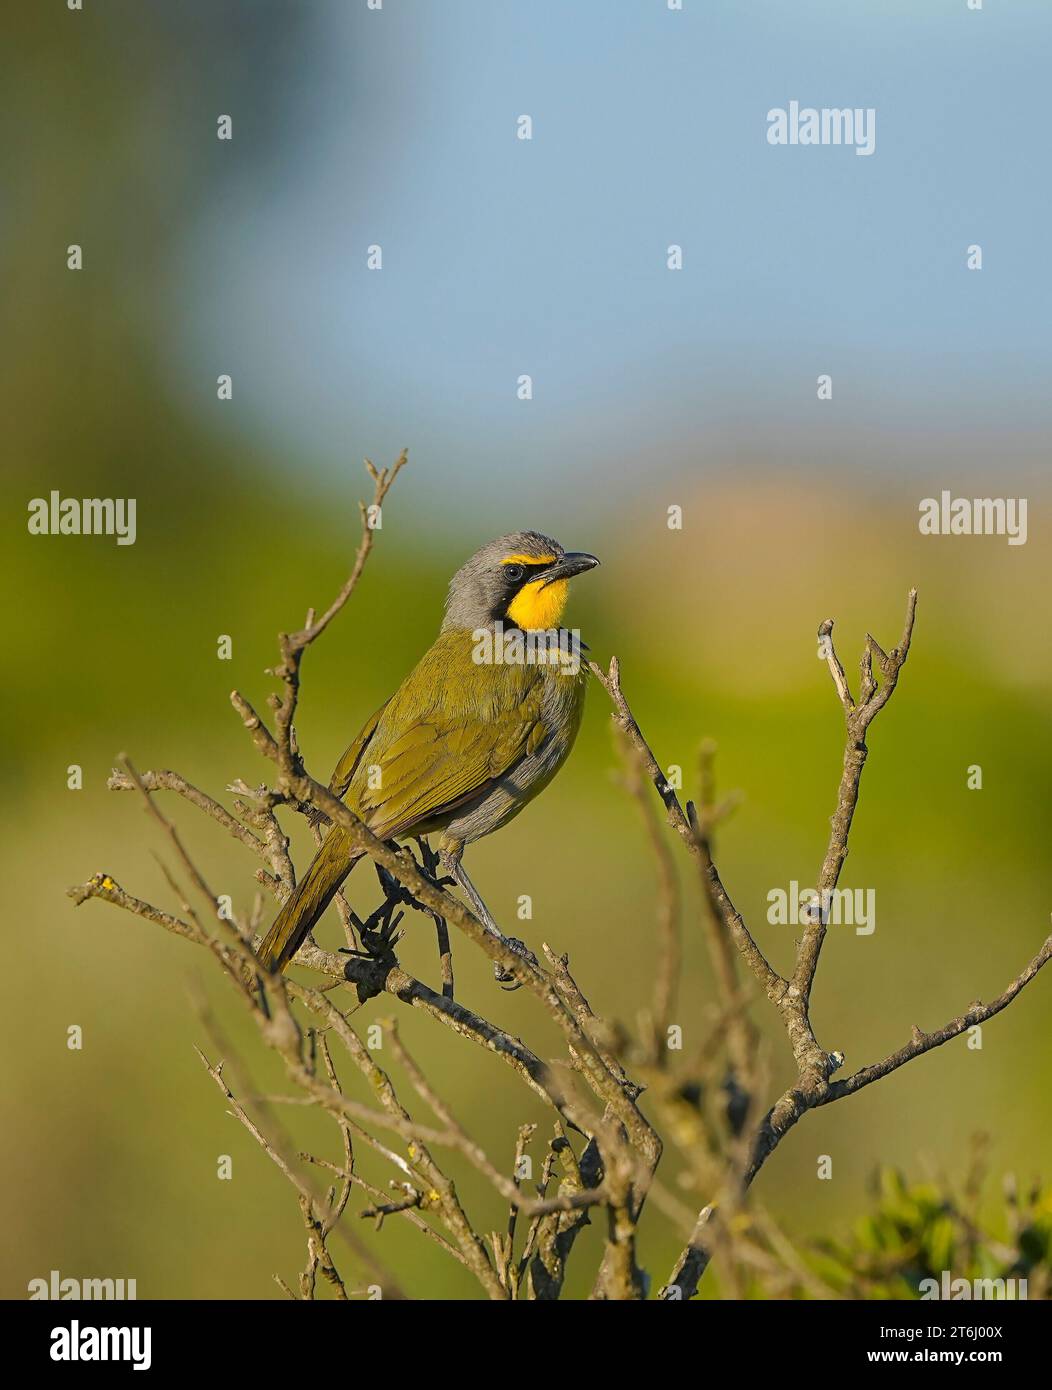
256;829;360;973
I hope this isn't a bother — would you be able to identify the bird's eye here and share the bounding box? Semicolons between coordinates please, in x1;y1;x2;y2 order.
504;564;525;584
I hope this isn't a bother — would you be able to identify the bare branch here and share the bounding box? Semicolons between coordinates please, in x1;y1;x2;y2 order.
107;768;267;862
794;589;918;1008
823;929;1052;1103
588;656;784;1005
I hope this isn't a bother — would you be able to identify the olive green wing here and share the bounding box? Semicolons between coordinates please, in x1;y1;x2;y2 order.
347;639;548;839
329;702;388;798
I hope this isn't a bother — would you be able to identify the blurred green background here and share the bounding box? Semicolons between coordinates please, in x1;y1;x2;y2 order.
2;2;1049;1299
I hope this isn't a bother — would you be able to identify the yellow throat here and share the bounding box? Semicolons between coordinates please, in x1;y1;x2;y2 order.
507;577;569;631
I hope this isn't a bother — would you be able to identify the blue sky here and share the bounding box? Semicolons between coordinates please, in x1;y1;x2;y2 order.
171;0;1052;520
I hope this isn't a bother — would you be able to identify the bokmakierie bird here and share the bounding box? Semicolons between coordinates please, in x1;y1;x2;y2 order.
255;531;599;976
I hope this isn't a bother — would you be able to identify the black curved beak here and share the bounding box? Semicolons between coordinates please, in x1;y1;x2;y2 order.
540;552;600;587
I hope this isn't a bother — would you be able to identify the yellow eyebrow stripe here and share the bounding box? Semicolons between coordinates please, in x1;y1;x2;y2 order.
502;554;556;565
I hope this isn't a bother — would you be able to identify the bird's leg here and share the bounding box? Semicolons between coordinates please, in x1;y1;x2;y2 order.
440;850;538;989
445;856;501;936
335;889;404;1004
339;891;403;966
374;842;454;911
414;839;454;999
357;843;458;997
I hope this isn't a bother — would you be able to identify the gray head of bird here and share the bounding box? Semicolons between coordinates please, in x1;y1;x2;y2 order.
442;531;600;632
